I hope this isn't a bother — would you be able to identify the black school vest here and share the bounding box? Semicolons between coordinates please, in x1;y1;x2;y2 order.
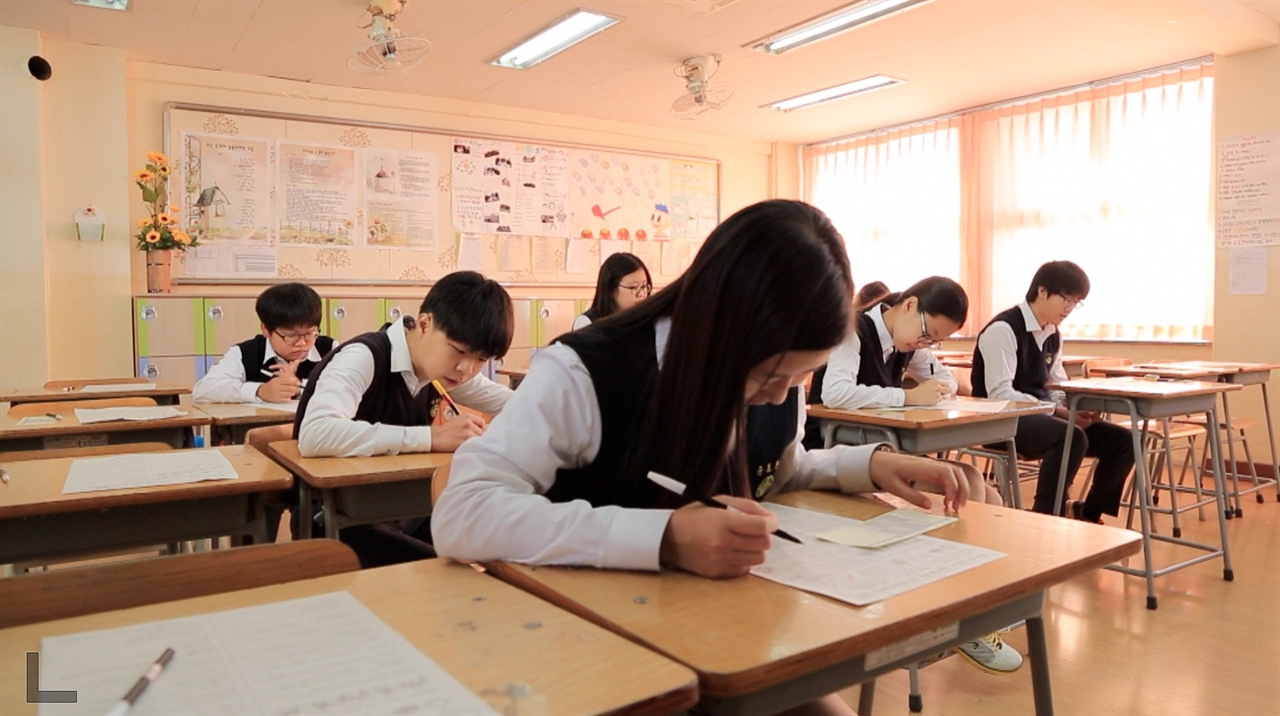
856;310;915;388
293;329;441;438
238;334;335;384
971;306;1059;400
549;319;799;508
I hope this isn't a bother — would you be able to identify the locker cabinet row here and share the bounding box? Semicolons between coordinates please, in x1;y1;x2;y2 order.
133;295;588;384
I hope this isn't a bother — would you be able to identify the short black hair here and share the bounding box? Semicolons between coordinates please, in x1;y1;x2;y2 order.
420;271;514;358
256;282;322;331
1026;261;1090;303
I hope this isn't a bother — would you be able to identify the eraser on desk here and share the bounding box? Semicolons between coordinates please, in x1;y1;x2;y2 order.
1142;374;1161;382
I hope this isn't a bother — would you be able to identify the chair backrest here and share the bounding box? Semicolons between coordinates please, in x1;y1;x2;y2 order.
44;377;150;390
1083;357;1133;378
431;462;452;507
0;541;360;628
245;423;294;454
0;442;172;463
8;397;158;418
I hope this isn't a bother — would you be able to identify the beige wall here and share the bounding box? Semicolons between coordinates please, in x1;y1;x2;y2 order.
1214;45;1280;466
0;26;49;390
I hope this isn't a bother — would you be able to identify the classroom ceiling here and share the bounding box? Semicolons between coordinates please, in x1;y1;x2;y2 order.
2;0;1277;145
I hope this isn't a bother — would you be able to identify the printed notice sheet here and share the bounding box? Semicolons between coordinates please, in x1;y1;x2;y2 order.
73;406;187;424
63;450;239;494
38;591;498;716
751;504;1004;606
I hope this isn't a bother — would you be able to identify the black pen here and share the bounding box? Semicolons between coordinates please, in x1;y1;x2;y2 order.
45;412;63;421
106;647;174;716
646;471;803;544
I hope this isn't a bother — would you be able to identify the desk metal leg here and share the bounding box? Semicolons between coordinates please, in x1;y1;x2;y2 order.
1026;615;1054;716
1004;439;1023;510
1220;393;1242;518
1159;420;1183;539
857;680;875;716
297;481;313;540
822;421;837;450
1204;406;1235;582
1262;384;1280;502
1127;405;1158;609
1053;396;1082;517
322;489;340;540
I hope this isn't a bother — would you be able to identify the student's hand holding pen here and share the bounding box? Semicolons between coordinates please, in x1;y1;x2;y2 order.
659;496;779;578
257;360;303;403
903;379;943;406
868;449;970;514
430;413;486;452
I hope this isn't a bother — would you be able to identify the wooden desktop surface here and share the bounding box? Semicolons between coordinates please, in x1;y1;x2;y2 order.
192;402;298;427
487;492;1140;697
0;559;699;716
1092;365;1230;380
0;445;290;519
266;439;451;489
1047;378;1242;399
0;403;210;440
0;383;190;406
807;399;1052;430
1138;360;1280;372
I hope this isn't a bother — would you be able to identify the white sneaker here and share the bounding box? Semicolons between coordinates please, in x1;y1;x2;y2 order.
957;632;1023;674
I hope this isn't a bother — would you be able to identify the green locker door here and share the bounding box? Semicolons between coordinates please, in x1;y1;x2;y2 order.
534;299;578;346
202;297;260;358
326;298;382;341
134;297;206;358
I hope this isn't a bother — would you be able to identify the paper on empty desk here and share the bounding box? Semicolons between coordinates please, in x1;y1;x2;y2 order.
77;382;159;393
255;401;300;414
63;450;238;494
818;509;957;549
73;406;186;423
16;415;59;426
873;399;1009;413
38;591;498;716
752;504;1004;606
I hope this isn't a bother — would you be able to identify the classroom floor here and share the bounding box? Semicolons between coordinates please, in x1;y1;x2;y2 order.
843;476;1280;716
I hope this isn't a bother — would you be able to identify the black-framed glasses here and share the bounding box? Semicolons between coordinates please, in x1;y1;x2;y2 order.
619;282;652;299
1062;297;1085;311
917;310;940;347
274;329;320;346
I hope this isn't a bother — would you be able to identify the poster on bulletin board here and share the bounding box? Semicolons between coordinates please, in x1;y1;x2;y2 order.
164;104;718;285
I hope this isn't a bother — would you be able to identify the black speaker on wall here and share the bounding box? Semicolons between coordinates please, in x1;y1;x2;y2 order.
28;55;52;81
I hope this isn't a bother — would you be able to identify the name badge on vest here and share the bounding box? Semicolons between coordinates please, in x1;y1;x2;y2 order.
1045;354;1054;365
753;460;779;499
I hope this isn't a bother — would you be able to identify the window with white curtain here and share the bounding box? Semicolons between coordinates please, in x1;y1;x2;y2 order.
804;61;1215;342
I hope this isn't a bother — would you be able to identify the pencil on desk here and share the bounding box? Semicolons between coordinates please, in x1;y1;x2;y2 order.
646;471;803;544
105;647;174;716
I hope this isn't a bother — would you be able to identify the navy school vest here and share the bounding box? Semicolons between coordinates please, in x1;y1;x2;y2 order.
238;334;335;385
970;306;1059;400
855;310;915;388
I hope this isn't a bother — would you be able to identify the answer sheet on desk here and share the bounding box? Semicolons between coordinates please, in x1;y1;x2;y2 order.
39;591;498;716
872;399;1010;413
77;382;159;393
73;406;186;423
255;401;300;414
63;450;239;494
752;504;1005;606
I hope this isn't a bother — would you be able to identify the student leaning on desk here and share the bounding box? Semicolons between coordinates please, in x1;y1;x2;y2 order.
435;201;1013;716
293;271;514;567
193;283;335;404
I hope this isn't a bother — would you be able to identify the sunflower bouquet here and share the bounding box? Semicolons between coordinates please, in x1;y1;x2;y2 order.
133;151;197;251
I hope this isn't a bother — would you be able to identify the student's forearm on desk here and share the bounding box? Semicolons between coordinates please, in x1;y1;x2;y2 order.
297;415;432;457
193;348;261;403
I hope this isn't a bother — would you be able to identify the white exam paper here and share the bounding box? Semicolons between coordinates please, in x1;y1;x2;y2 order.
38;591;498;716
255;401;300;414
818;509;958;549
73;406;186;424
752;504;1004;606
873;399;1010;413
78;383;159;394
63;450;239;494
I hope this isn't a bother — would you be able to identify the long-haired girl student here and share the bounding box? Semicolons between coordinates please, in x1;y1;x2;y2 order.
435;201;1011;713
821;277;964;410
572;252;652;330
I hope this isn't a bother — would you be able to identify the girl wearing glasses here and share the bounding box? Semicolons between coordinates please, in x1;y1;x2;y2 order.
820;276;965;410
572;252;652;330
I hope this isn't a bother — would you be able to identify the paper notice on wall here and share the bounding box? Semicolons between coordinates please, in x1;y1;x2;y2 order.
1217;130;1280;247
278;142;359;247
496;235;531;272
565;238;594;275
1229;246;1268;295
183;244;277;278
630;241;659;275
363;149;438;251
457;232;484;271
599;239;630;263
180;133;272;243
531;236;561;275
661;241;682;275
450;137;568;237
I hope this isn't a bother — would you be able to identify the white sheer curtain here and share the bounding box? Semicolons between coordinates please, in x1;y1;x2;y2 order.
804;119;962;296
803;62;1215;342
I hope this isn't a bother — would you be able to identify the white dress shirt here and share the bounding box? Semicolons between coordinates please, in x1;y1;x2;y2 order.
433;317;885;572
571;313;592;331
976;301;1068;404
296;322;512;457
821;306;956;409
193;340;323;404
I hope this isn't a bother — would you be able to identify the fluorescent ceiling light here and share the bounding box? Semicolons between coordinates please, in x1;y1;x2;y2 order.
753;0;931;54
71;0;130;9
767;75;904;112
492;10;620;70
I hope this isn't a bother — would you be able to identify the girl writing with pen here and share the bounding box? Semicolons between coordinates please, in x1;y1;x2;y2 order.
434;201;1007;713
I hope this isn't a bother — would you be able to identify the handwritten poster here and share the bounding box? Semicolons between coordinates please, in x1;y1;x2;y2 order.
566;238;595;275
568;150;672;242
457;232;484;271
180;133;272;243
1229;246;1268;295
450;137;568;237
278;142;359;247
496;235;531;272
1217;130;1280;247
363;149;438;251
670;160;718;241
532;236;561;275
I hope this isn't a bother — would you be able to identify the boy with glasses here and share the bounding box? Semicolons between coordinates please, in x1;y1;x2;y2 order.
194;282;335;403
972;260;1134;523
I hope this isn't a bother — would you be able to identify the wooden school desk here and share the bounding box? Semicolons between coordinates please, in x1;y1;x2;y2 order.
1048;377;1241;610
933;354;1098;378
266;440;448;540
0;445;290;564
809;400;1054;508
487;491;1141;716
1094;361;1280;513
0;559;698;716
192;403;296;445
496;366;529;389
0;382;189;408
0;403;209;453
